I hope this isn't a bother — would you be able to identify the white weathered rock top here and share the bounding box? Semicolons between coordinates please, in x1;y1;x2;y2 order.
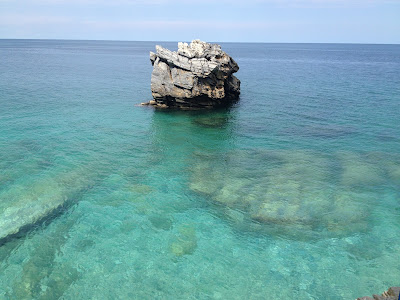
177;40;222;58
150;40;238;78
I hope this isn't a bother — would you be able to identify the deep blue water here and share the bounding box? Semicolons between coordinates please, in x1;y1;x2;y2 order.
0;40;399;299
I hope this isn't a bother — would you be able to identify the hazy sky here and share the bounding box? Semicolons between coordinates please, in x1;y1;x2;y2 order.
0;0;399;43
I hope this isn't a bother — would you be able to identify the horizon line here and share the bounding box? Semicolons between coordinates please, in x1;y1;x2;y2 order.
0;37;399;46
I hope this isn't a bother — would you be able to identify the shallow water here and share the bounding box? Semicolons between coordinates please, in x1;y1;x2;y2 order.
0;40;399;299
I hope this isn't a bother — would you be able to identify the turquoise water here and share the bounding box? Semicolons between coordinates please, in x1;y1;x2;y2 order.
0;40;399;299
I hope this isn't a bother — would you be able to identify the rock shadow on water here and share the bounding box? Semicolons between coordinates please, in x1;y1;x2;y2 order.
193;113;232;129
151;105;237;126
149;105;238;157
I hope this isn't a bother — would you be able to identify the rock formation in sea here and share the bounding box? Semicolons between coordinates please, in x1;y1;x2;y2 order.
143;40;240;109
356;287;400;300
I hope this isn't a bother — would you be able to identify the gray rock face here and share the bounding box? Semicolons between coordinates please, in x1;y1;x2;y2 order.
145;40;240;109
356;287;400;300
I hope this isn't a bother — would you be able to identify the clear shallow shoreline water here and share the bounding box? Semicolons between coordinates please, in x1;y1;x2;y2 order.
0;40;399;299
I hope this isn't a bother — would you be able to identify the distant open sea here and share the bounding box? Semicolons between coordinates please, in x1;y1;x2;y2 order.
0;40;399;299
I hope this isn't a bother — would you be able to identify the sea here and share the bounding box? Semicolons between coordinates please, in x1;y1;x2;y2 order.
0;40;399;299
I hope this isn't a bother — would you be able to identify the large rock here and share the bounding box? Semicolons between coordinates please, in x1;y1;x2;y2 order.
145;40;240;109
356;287;400;300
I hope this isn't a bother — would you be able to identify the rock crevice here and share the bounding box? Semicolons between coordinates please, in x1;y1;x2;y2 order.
144;40;240;109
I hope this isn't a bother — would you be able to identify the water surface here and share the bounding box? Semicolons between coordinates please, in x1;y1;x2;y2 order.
0;40;399;299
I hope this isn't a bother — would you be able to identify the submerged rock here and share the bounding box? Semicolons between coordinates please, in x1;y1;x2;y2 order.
189;150;393;237
0;166;95;245
145;40;240;109
356;287;400;300
169;225;197;256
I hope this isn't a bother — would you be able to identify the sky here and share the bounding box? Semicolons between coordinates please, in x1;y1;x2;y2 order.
0;0;399;43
